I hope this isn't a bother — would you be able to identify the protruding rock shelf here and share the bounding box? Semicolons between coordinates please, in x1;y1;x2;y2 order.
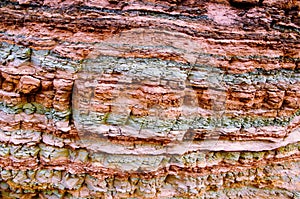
0;0;299;198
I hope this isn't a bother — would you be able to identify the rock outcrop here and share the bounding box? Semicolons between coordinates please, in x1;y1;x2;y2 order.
0;0;299;198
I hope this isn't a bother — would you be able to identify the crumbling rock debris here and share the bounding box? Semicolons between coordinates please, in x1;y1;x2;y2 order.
0;0;299;198
17;76;41;94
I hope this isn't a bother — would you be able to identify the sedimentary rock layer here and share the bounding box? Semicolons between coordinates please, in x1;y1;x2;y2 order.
0;0;299;198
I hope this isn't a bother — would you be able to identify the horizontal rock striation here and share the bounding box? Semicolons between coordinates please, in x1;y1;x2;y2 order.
0;0;299;198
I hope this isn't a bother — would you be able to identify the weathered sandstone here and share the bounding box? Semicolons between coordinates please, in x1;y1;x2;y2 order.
0;0;299;198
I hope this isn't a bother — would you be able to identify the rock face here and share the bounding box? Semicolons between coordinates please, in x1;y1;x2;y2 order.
0;0;299;198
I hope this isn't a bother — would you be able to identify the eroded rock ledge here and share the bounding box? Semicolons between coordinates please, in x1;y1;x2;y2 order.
0;0;299;198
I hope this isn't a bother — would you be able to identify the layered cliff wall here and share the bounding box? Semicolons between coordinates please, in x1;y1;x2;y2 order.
0;0;299;198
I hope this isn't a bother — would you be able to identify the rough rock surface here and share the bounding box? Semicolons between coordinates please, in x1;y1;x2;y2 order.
0;0;299;198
